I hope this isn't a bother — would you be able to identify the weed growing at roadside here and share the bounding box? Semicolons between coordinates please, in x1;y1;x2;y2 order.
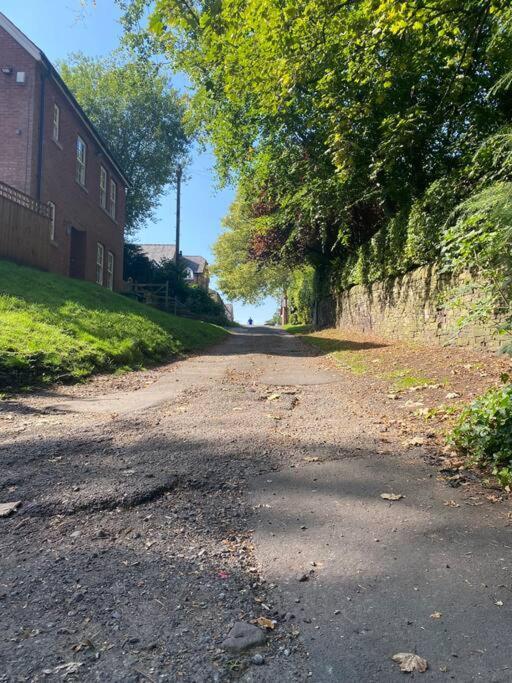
450;378;512;487
380;369;433;391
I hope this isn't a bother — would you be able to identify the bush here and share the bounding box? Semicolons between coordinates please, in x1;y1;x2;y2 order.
449;381;512;487
288;266;315;325
182;286;228;324
331;175;463;291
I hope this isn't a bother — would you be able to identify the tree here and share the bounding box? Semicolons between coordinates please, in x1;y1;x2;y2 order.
120;0;512;311
212;195;291;304
120;1;512;245
123;243;155;282
59;53;189;235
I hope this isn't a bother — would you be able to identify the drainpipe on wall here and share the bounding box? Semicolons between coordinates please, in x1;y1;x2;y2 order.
36;66;47;201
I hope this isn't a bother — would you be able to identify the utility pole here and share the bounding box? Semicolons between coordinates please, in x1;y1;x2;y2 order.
174;164;182;267
174;164;182;316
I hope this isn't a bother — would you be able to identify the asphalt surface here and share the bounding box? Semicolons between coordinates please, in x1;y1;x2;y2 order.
1;325;511;682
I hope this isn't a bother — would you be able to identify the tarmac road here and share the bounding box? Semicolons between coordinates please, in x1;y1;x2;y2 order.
1;326;511;681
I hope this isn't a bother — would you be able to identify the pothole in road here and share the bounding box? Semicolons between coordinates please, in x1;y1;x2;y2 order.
22;475;180;518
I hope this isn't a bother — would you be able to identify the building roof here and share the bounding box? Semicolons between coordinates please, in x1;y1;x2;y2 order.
140;244;208;274
0;12;130;187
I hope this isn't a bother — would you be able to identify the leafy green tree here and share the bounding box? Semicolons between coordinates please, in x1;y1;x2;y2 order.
123;243;155;282
212;195;291;303
120;1;512;248
59;53;189;235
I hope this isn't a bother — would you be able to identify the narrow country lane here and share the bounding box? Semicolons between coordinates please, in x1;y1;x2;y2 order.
1;327;511;682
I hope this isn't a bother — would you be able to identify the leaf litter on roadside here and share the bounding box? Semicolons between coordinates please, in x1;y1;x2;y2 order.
0;501;21;517
254;616;276;630
392;652;428;673
42;661;83;676
380;493;404;501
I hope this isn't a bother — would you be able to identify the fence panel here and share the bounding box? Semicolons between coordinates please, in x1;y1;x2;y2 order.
0;182;53;273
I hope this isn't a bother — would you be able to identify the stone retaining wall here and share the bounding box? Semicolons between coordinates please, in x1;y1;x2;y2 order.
321;264;504;351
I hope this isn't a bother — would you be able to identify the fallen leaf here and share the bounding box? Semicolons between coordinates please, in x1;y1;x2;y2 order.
303;456;320;463
392;653;428;673
430;612;442;619
42;662;83;675
380;493;404;501
267;393;281;401
255;617;276;630
495;600;504;607
406;436;425;447
444;500;460;508
445;392;460;400
0;501;21;518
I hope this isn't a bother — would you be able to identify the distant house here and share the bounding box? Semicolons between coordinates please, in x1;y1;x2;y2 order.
0;12;129;290
140;244;210;291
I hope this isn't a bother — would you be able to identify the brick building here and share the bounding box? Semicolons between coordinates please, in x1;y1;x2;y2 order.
0;12;129;290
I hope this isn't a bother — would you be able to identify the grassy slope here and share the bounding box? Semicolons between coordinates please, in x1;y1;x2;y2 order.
0;260;227;387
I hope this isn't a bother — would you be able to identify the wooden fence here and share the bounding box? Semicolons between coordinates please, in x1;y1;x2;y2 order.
126;281;173;309
0;181;55;273
124;281;189;315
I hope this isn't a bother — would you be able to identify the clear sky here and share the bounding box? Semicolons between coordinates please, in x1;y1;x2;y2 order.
2;0;278;323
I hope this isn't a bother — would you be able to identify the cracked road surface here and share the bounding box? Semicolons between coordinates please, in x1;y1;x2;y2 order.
1;326;511;681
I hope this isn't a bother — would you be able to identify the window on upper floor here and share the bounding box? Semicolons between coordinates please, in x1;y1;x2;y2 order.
109;179;117;220
107;251;114;290
52;104;60;142
184;267;194;280
48;202;56;241
96;242;104;285
100;167;107;210
76;136;86;186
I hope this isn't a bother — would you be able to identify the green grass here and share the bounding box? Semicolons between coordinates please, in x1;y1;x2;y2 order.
0;260;228;388
284;323;313;335
380;369;433;391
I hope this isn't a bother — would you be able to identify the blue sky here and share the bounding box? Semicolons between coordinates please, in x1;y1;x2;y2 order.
2;0;278;323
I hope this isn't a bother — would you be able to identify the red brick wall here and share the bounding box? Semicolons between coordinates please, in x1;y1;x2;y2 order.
39;69;125;290
0;25;39;196
0;24;126;290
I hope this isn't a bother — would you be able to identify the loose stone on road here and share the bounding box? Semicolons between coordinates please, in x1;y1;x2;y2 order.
1;326;511;681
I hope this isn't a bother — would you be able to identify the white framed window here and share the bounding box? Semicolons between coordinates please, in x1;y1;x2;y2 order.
96;242;104;285
100;166;107;209
109;179;117;220
48;201;56;241
107;251;114;290
76;136;86;186
184;267;194;280
52;104;60;142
